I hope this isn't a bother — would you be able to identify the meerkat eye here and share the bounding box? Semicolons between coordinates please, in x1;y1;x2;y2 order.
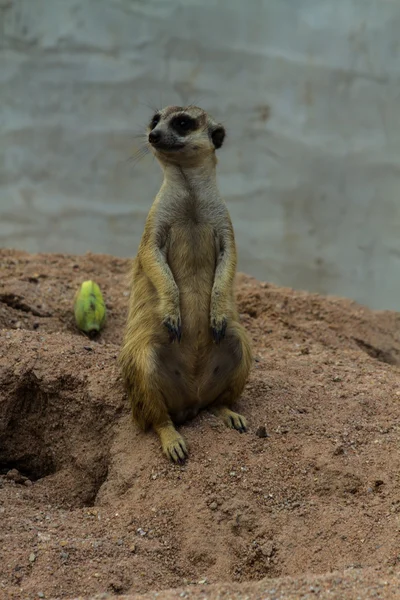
150;114;160;130
171;115;197;135
178;117;191;130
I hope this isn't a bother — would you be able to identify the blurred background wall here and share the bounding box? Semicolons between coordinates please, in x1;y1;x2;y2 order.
1;0;400;310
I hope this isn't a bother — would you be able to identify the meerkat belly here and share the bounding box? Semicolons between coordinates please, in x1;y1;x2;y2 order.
168;222;216;336
156;222;217;419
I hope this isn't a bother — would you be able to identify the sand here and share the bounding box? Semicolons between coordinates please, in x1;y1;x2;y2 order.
0;248;399;599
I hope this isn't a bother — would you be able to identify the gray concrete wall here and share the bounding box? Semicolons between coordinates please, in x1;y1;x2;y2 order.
1;0;400;310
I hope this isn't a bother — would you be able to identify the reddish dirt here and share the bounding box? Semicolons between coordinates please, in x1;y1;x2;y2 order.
0;248;400;600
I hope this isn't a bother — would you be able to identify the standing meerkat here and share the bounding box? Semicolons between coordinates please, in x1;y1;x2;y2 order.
119;105;252;462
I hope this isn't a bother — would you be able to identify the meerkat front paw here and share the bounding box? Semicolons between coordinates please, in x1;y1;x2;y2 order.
210;314;227;344
163;313;182;342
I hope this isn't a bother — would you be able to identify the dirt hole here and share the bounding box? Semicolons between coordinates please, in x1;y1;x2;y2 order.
353;337;398;365
0;373;113;507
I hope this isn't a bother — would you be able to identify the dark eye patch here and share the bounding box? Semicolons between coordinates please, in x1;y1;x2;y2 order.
170;115;197;136
149;114;160;130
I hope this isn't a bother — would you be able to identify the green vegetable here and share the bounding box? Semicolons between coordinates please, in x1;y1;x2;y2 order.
74;280;106;335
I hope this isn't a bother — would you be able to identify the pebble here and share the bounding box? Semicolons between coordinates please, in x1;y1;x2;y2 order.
256;425;268;438
6;469;28;484
38;593;45;598
29;552;36;563
209;501;218;511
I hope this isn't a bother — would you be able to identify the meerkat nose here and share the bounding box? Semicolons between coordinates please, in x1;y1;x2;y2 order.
149;130;161;145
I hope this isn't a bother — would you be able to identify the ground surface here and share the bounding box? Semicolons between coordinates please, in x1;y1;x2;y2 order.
0;249;399;600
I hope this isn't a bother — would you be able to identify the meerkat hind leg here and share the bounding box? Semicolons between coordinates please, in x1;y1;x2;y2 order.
210;405;247;433
206;330;250;434
154;420;188;463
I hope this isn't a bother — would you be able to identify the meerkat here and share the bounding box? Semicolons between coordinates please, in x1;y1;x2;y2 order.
119;105;252;463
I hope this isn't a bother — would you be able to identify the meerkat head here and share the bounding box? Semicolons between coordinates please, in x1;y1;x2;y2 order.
147;105;225;166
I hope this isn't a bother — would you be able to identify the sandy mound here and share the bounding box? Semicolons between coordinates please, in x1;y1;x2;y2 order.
0;248;399;599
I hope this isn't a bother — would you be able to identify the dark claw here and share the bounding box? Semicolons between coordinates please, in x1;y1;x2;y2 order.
230;415;247;433
179;442;188;457
163;318;182;343
170;449;179;463
212;317;227;345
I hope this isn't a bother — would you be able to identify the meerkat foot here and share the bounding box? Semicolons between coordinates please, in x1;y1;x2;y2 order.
163;314;182;343
210;406;247;433
210;315;227;344
155;423;188;463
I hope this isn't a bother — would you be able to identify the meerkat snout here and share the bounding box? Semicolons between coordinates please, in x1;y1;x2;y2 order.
148;129;161;145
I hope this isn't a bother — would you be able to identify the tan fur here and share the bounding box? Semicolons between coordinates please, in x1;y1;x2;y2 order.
119;105;252;462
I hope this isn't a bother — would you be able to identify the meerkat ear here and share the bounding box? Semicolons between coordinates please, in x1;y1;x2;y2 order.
211;125;225;150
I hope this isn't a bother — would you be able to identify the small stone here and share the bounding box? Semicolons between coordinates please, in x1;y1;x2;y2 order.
209;501;218;511
117;539;123;546
29;552;36;563
129;544;136;553
38;593;45;598
256;426;268;438
24;479;33;487
60;551;69;560
6;469;27;484
261;541;275;557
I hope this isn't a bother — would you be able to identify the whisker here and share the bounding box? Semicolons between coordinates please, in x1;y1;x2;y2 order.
131;132;148;141
138;100;160;113
185;95;207;110
126;145;151;169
